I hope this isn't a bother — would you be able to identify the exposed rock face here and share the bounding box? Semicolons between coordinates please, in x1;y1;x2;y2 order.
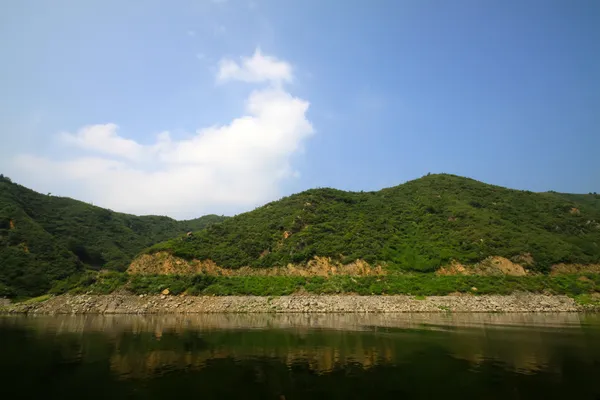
551;264;600;275
2;293;592;314
128;252;385;277
131;253;600;278
437;256;527;276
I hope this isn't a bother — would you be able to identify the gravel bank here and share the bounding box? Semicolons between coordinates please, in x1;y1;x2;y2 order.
2;293;596;314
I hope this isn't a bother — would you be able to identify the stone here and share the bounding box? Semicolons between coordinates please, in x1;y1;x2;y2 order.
4;293;592;314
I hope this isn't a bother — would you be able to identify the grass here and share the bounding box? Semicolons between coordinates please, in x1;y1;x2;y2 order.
48;272;600;297
49;271;129;295
19;294;52;304
573;293;600;307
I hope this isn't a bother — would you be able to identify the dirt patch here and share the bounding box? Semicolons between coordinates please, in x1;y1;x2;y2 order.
550;263;600;275
259;249;270;258
484;256;527;276
131;253;599;278
303;257;384;276
570;207;580;215
9;219;15;229
436;257;527;276
128;252;385;277
438;257;600;277
512;253;534;266
436;261;469;276
129;253;205;275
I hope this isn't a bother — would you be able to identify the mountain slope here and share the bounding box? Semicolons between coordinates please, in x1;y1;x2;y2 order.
148;174;600;272
0;175;226;296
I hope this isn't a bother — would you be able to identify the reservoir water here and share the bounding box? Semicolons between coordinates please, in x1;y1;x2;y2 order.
1;313;599;399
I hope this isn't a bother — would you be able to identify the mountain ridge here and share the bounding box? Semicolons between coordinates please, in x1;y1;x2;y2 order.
0;174;226;296
146;173;600;273
2;173;600;297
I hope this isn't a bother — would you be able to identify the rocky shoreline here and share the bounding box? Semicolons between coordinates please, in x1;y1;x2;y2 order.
2;293;598;314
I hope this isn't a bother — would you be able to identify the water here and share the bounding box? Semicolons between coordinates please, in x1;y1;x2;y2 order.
1;313;600;399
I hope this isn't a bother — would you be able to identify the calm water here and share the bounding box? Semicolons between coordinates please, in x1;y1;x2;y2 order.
1;313;600;399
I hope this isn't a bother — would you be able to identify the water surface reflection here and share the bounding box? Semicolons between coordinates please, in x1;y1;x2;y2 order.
1;313;599;399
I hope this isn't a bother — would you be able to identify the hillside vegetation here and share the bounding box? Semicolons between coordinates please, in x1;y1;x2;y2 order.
0;175;226;297
3;173;600;299
149;174;600;272
44;269;600;299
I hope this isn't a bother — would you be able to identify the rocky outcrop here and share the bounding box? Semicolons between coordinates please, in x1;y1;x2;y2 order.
550;263;600;275
131;253;600;278
437;256;528;276
1;293;592;314
129;252;385;277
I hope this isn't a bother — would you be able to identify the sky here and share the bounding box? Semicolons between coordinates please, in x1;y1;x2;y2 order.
1;0;599;219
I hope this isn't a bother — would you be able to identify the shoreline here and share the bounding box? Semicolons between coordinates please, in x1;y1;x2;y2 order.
2;293;598;314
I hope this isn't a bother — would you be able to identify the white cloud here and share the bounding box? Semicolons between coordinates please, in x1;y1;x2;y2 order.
59;123;145;161
217;48;292;84
12;50;313;218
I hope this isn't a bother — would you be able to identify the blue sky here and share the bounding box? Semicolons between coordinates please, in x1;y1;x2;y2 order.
1;0;599;218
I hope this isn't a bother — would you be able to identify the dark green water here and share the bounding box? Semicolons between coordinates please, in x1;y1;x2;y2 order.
1;313;600;399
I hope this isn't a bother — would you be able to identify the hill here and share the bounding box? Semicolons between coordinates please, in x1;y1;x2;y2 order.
0;175;226;297
147;174;600;273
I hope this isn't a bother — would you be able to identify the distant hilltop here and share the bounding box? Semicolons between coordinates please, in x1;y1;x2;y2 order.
0;174;226;297
142;173;600;274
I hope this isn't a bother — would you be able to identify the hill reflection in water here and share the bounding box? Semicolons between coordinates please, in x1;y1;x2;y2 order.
1;313;599;399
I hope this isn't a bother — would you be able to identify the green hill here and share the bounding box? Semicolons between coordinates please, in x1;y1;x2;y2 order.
149;174;600;272
0;175;226;297
3;173;600;298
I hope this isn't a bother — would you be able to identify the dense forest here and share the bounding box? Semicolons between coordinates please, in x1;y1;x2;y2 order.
150;174;600;272
0;175;226;297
